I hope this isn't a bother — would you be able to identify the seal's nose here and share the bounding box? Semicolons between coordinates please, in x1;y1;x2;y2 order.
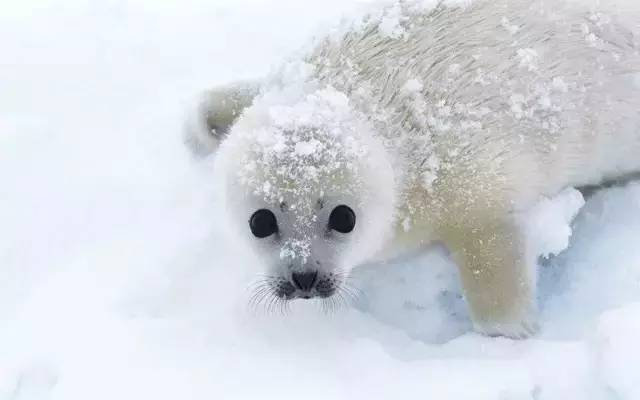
291;271;318;292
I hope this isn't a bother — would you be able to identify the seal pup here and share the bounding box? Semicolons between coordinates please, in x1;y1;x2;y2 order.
186;0;640;337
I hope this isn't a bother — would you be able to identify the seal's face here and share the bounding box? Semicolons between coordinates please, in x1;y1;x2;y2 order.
216;87;396;305
243;194;360;300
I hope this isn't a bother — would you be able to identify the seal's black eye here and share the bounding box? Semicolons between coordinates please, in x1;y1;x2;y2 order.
328;205;356;233
249;209;278;238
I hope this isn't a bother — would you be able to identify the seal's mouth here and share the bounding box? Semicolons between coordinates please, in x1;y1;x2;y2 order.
274;271;337;300
249;272;356;312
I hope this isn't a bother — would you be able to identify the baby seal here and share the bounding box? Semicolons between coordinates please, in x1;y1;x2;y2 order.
186;0;640;338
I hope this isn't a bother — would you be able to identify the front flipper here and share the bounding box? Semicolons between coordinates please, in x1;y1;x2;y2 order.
184;81;260;156
447;219;538;339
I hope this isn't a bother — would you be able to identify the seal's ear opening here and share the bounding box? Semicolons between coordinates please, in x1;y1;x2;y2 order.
183;81;260;156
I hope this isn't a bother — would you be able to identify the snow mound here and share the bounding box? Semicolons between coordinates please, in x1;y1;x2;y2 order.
591;303;640;399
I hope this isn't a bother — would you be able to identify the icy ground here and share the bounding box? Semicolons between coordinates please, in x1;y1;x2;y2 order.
2;0;640;399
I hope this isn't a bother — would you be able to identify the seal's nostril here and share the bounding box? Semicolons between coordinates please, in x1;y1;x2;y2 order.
291;271;318;291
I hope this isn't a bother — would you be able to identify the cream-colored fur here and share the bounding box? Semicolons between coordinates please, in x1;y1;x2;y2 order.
183;81;260;156
188;0;640;338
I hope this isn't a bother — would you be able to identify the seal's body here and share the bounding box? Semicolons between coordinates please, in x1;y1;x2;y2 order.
188;0;640;337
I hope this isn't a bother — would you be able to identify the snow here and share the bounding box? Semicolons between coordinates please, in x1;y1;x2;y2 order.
525;188;585;259
377;3;406;39
2;1;640;399
592;303;640;399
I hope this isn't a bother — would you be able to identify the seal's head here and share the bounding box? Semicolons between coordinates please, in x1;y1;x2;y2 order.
215;86;395;304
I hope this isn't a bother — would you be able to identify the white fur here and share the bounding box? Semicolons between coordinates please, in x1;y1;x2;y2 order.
192;0;640;337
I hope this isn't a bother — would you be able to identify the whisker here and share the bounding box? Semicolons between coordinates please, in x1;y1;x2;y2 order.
266;290;284;315
323;297;331;314
279;298;291;316
246;276;284;316
336;275;366;308
248;287;272;311
246;276;278;291
335;288;348;310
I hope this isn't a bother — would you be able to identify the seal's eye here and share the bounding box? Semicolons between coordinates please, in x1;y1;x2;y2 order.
328;205;356;233
249;209;278;238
